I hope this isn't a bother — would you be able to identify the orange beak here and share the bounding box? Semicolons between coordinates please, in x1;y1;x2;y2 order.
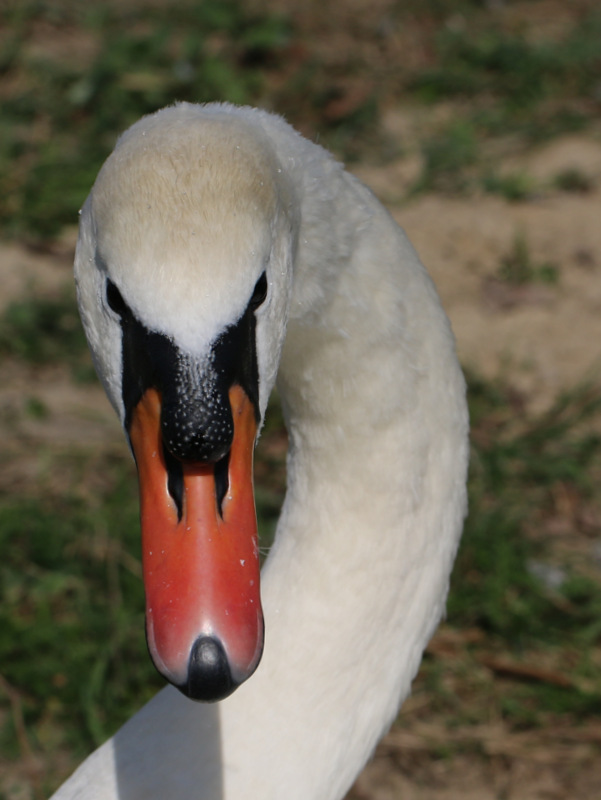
128;384;264;701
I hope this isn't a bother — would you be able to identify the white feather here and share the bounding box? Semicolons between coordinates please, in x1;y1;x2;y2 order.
59;102;469;800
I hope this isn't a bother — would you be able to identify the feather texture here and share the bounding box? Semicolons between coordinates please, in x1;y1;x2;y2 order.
55;102;469;800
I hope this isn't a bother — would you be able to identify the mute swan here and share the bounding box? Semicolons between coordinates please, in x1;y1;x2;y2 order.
52;102;468;800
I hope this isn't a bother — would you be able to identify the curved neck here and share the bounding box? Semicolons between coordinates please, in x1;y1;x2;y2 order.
218;165;469;800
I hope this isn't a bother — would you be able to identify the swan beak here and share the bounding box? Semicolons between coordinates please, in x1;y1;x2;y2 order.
128;384;264;702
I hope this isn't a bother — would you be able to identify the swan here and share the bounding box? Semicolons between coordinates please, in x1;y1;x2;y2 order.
52;102;468;800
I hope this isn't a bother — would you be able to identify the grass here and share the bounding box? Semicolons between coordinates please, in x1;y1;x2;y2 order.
404;376;601;735
0;291;94;380
496;234;559;286
409;14;601;127
455;376;601;643
0;0;291;239
0;451;153;787
413;121;479;194
406;9;601;197
0;472;157;751
2;2;601;238
481;171;536;202
554;167;596;194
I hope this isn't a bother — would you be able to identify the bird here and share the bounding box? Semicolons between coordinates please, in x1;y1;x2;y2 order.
51;102;469;800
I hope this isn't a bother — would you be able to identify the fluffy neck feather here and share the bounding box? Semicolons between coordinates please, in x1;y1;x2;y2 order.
219;148;468;799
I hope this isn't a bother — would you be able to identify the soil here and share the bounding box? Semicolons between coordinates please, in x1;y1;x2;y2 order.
357;131;601;414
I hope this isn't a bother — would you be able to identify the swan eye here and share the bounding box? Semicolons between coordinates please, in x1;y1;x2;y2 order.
249;271;268;311
106;279;128;317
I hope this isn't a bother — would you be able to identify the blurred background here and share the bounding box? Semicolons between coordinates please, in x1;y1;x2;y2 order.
1;1;600;797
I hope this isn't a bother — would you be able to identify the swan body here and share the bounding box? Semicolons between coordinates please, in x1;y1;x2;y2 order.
52;102;468;800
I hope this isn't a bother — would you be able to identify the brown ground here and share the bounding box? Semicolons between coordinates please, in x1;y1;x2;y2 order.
360;129;601;414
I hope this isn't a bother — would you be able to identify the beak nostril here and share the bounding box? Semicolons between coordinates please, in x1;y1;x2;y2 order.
164;446;184;521
161;437;229;522
214;451;230;518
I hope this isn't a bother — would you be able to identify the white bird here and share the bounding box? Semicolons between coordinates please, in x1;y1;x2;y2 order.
52;102;468;800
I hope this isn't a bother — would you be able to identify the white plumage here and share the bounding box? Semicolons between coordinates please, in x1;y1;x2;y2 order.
53;102;469;800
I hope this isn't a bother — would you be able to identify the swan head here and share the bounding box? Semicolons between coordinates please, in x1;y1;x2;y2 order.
75;103;298;701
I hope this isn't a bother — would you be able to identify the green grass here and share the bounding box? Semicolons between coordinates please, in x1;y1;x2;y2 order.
481;171;536;202
0;292;85;361
0;455;159;755
446;375;601;718
0;291;95;381
496;234;559;286
0;0;291;239
456;375;601;646
3;3;600;237
554;167;595;194
407;10;601;197
413;121;479;194
410;14;601;124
